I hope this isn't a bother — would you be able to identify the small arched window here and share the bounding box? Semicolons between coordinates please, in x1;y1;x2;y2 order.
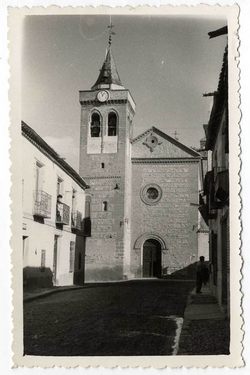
108;112;117;136
91;113;101;137
102;201;108;211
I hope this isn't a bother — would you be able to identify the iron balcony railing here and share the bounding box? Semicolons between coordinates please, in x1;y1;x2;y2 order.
71;210;82;230
56;202;70;225
33;190;52;218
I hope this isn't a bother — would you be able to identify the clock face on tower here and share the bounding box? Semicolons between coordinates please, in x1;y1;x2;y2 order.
97;90;109;102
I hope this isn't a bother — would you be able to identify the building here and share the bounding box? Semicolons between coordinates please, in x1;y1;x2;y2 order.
202;46;229;313
79;38;204;282
193;137;209;261
22;121;89;289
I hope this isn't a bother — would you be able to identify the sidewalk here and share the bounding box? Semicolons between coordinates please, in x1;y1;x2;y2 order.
177;284;230;355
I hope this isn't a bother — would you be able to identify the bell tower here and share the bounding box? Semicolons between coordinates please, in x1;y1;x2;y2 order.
79;23;136;281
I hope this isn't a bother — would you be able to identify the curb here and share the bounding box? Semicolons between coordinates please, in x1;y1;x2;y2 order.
177;287;195;355
24;279;196;303
23;286;86;303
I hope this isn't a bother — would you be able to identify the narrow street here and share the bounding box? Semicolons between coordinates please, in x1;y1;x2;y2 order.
24;280;194;356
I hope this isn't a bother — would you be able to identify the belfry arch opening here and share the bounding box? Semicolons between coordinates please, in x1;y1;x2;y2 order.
142;239;162;278
91;112;101;137
108;112;117;136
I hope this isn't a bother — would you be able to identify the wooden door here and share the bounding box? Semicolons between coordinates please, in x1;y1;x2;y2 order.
143;240;161;278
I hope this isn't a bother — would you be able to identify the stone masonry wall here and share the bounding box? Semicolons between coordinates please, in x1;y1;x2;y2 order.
84;176;125;281
130;161;199;278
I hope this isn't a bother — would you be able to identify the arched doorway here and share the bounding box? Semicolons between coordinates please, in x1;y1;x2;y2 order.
142;239;161;278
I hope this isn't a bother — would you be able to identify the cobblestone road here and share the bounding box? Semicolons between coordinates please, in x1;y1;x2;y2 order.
24;280;194;356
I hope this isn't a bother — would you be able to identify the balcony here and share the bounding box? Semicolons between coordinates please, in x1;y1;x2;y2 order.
56;202;70;225
71;211;82;230
213;166;226;181
215;169;229;205
33;190;52;218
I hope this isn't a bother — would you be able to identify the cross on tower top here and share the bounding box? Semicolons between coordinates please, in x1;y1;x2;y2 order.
107;16;115;46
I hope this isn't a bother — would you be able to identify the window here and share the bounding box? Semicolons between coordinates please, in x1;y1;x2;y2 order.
69;241;75;273
56;178;64;222
146;187;159;200
103;201;108;211
41;249;46;272
101;163;105;169
72;189;77;211
35;161;43;197
91;113;101;137
71;189;77;226
57;177;63;196
108;112;117;136
141;184;162;205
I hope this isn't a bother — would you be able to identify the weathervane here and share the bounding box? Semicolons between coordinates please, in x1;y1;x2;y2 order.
107;15;115;46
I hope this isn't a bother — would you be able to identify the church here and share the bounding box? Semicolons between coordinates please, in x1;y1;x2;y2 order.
79;34;206;282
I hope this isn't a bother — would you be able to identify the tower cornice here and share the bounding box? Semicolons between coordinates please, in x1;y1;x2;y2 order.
80;99;128;106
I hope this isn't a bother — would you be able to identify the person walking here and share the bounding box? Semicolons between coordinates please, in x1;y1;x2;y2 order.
196;256;205;294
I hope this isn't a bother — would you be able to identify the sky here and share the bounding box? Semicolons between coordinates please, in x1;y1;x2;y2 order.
22;14;227;171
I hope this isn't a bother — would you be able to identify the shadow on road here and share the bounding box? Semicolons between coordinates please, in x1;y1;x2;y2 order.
24;280;195;356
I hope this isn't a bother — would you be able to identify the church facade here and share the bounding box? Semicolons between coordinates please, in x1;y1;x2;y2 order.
79;41;204;282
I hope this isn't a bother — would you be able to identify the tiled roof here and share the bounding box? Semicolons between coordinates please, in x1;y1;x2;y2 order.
21;121;89;189
205;45;228;150
91;47;124;90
